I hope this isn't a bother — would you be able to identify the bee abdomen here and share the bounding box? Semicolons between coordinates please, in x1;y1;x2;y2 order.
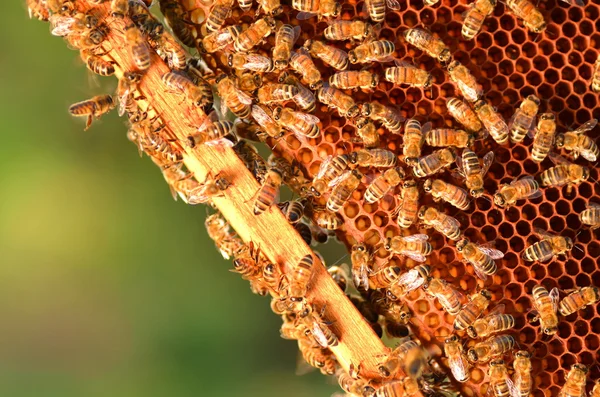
522;240;552;262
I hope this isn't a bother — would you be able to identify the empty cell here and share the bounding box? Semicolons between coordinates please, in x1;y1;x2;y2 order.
402;11;419;27
555;82;571;99
571;244;586;260
482;61;498;78
575;273;591;288
506;43;521;59
488;46;504;63
532;56;549;71
532;264;547;279
558;275;573;289
505;161;522;177
547;262;563;278
471;211;486;227
487;210;503;226
572;35;587;51
493;76;508;91
470;48;487;65
573;80;587;94
515;58;531;74
588;242;600;258
561;67;577;82
558;322;573;340
503;252;519;269
562;22;577;37
564;259;580;276
385;12;401;28
526;71;542;86
549;53;566;69
475;196;492;211
579;351;594;366
493;31;509;47
505;283;522;299
578;64;592;80
513;265;529;282
585;334;599;350
532;218;548;232
583;92;597;108
482;225;497;241
499;222;514;238
539;203;554;217
574;320;589;337
523;159;539;175
560;353;577;370
537;83;554;100
558;110;575;129
547;342;563;360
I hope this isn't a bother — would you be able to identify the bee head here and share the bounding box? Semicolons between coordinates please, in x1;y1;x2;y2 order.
403;180;416;189
515;350;531;359
347;105;360;118
309;80;323;90
270;5;283;15
555;133;565;148
354;116;368;129
456;238;469;252
528;95;541;106
423;179;433;192
466;326;477;339
543;326;558;335
348;50;358;64
264;16;277;29
275;59;288;69
272;106;283;121
309;185;321;197
493;192;505;207
386;289;398;301
573;363;588;374
533;22;547;33
470;188;485;197
417;206;427;219
421;277;433;290
582;167;590;181
353;243;367;252
383;237;393;251
564;237;574;250
405;156;418;165
371;73;380;87
227;53;234;67
480;289;492;300
467;349;478;362
332;3;342;17
361;103;372;117
445;334;459;344
377;365;391;378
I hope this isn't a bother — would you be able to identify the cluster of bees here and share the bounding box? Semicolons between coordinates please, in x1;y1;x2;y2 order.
27;0;600;395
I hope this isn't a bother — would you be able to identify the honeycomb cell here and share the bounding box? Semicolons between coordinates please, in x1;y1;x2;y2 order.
557;275;573;290
525;70;542;86
547;262;563;278
549;216;565;233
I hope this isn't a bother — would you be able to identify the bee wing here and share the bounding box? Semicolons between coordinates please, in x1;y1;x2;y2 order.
572;118;598;134
449;354;469;383
456;80;482;102
118;88;131;117
235;88;254;105
295;351;317;376
316;155;334;179
401;233;430;242
472;265;488;281
402;251;427;263
558;0;584;5
549;287;560;313
296;11;317;20
506;377;520;397
507;109;521;132
294;111;321;125
205;137;235;148
187;187;213;205
312;323;330;348
242;54;272;70
49;15;77;36
486;303;506;318
588;202;600;209
461;4;476;19
421;121;432;136
527;124;537;139
533;227;556;240
478;246;504;260
481;151;495;177
579;147;598;162
386;0;401;10
548;151;572;166
328;170;352;187
251;104;274;127
452;154;467;180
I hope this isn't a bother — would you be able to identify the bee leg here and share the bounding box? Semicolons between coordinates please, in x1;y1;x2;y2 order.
85;114;94;131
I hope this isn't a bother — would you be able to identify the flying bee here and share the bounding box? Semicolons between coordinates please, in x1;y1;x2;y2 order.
304;39;349;70
402;119;428;165
349;40;395;64
216;74;253;118
444;335;471;383
531;113;557;162
395;180;420;228
124;24;151;71
467;334;515;363
423;277;463;315
364;167;405;204
278;199;305;225
454;289;491;331
27;0;50;21
272;106;321;139
387;265;430;299
353;117;380;148
461;0;497;40
378;338;427;379
509;95;540;143
228;53;274;73
234;16;276;53
511;351;532;397
522;228;573;262
412;148;456;178
418;206;462;241
593;54;600;92
530;284;559;335
555;119;599;161
487;360;515;397
288;254;314;310
454;149;494;197
80;50;115;76
580;202;600;230
292;0;341;19
506;0;546;33
324;20;376;42
446;97;483;133
539;152;590;194
473;100;509;144
312;209;343;230
326;170;363;213
163;71;213;109
289;48;323;90
560;364;588;397
384;62;433;88
384;234;432;263
330;70;379;90
272;24;300;69
402;28;451;63
69;94;115;130
361;102;404;134
349;148;397;168
423;179;470;211
426;128;474;149
257;83;298;104
200;26;241;53
456;238;503;280
279;73;316;112
253;167;283;215
299;305;339;348
467;309;515;338
317;86;359;118
493;176;541;208
363;0;400;23
251;105;284;139
187;120;234;148
447;61;482;102
558;286;600;316
205;0;234;33
350;243;372;291
311;154;350;196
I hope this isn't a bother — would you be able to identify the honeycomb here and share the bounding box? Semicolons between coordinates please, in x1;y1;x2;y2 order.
177;0;600;393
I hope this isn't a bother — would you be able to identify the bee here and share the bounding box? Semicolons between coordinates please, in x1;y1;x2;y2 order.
423;277;463;315
506;0;546;33
253;167;283;215
234;16;276;53
384;234;432;263
228;53;274;73
384;62;433;88
187;121;234;148
444;335;471;383
402;28;451;63
278;199;305;225
349;148;397;168
216;74;253;118
131;0;164;41
558;286;600;316
326;170;363;213
299;305;339;348
159;0;195;46
455;149;494;197
474;100;509;144
157;34;187;70
292;0;341;19
47;0;75;15
369;265;402;289
487;360;515;397
304;39;349;71
467;309;515;338
289;48;323;90
522;228;573;262
591;380;600;397
328;264;349;292
236;70;263;93
69;94;115;130
288;254;314;309
426;128;474;149
447;61;482;102
353;117;380;148
423;179;470;211
311;154;350;196
412;148;456;178
205;213;243;260
454;289;491;331
555;119;599;161
330;70;379;90
512;351;532;397
580;202;600;230
272;106;321;138
324;20;376;42
117;71;142;116
312;209;343;230
531;284;559;335
508;95;540;143
446;97;483;133
200;26;242;53
257;0;283;15
493;176;541;208
163;71;213;109
110;0;128;18
124;24;151;71
250;105;284;139
559;364;588;397
418;206;462;241
363;0;400;23
281;75;316;112
364;167;405;204
204;0;234;33
539;152;590;193
231;242;263;280
378;338;427;379
593;54;600;92
387;265;430;299
461;0;497;40
27;0;50;21
349;40;395;64
361;102;404;134
351;243;372;291
530;113;557;162
161;164;211;204
395;180;420;229
467;334;515;363
456;238;503;280
402;119;428;165
338;372;374;396
262;262;286;294
295;222;313;246
273;25;300;69
374;378;420;397
317;86;359;118
80;50;115;76
298;339;337;375
257;83;298;104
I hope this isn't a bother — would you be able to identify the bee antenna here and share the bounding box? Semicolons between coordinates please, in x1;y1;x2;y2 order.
329;253;349;268
574;244;584;253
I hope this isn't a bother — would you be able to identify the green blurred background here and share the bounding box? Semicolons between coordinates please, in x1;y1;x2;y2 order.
2;2;342;396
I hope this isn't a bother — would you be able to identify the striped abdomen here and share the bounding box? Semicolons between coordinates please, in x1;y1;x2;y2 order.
522;240;553;262
205;4;230;32
462;6;485;40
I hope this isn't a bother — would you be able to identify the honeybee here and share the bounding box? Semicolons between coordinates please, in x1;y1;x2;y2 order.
311;154;350;196
163;71;213;109
124;24;151;71
580;202;600;230
250;105;283;139
327;170;363;213
262;262;286;295
328;264;349;292
512;351;532;397
236;70;263;93
423;277;463;315
522;228;573;262
187;120;234;148
539;152;590;193
130;0;164;41
231;242;263;280
361;102;404;134
257;0;282;15
402;28;451;63
447;61;482;102
396;180;420;228
304;39;349;70
288;254;314;309
69;94;115;130
295;222;313;245
257;83;298;104
205;0;234;33
444;335;470;383
559;364;588;397
349;40;395;64
426;128;474;149
350;243;372;291
117;71;143;116
467;309;515;338
200;26;241;53
330;70;379;90
364;0;400;23
456;238;503;280
508;95;540;143
283;75;316;112
369;265;402;289
461;0;497;40
374;378;420;397
487;360;515;397
412;148;456;178
474;100;509;144
272;106;321;138
228;53;274;73
446;97;483;133
558;286;600;316
456;149;494;197
216;74;253;118
205;213;243;260
272;25;300;69
418;206;462;241
27;0;50;21
387;265;430;299
402;119;428;165
349;148;397;168
353;117;380;148
506;0;546;33
318;86;359;118
312;209;343;230
234;17;276;53
593;54;600;92
530;113;557;162
288;48;323;90
378;338;426;379
591;380;600;397
159;0;195;46
493;176;541;208
278;199;305;225
253;167;283;215
47;0;75;15
338;372;374;396
423;179;470;211
156;34;187;70
81;50;114;76
364;167;405;204
324;20;376;42
299;304;339;348
555;119;599;161
384;62;432;88
530;284;559;335
384;234;432;263
110;0;128;18
293;0;341;19
467;334;515;363
454;289;491;331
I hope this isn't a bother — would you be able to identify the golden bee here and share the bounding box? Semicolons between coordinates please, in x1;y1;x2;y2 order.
454;289;491;331
156;34;187;70
330;70;379;90
47;0;75;15
530;284;559;335
456;238;504;280
272;106;321;138
159;0;195;47
233;16;276;53
349;40;395;64
474;99;509;144
326;170;363;213
328;264;349;292
350;243;372;291
555;118;599;161
163;71;213;109
423;179;470;211
384;62;433;88
580;202;600;229
216;74;253;118
384;234;432;263
288;254;314;310
231;242;263;281
124;24;151;71
374;378;420;397
364;0;400;23
69;94;115;130
205;0;234;33
253;167;284;215
531;113;557;162
444;334;471;383
324;20;376;42
461;0;497;40
250;105;284;139
312;208;343;230
200;26;241;53
272;24;300;69
353;117;380;148
279;72;317;112
295;222;313;245
110;0;128;18
487;360;514;397
187;120;234;148
304;39;349;70
289;48;323;90
446;97;483;133
591;380;600;397
506;0;546;33
27;0;50;21
257;83;298;104
236;70;263;93
447;60;482;102
402;28;451;63
338;372;374;396
539;152;590;193
412;148;456;178
387;265;430;299
317;86;359;118
257;0;282;15
292;0;341;19
299;304;339;348
369;265;402;289
361;102;404;134
228;53;274;73
205;213;243;260
402;119;428;165
593;54;600;92
558;286;600;316
311;154;350;196
349;148;397;168
512;351;532;397
509;95;540;143
455;149;494;197
278;199;305;225
117;71;143;116
522;228;573;262
378;338;426;379
467;309;515;338
493;176;541;208
467;334;515;363
560;364;588;397
423;277;463;315
426;128;474;148
81;50;114;76
418;206;462;241
364;167;405;204
396;180;420;228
